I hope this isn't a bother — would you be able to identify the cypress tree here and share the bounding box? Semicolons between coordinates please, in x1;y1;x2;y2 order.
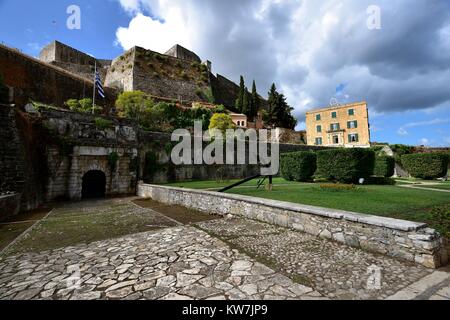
250;80;260;121
242;87;250;116
235;75;245;113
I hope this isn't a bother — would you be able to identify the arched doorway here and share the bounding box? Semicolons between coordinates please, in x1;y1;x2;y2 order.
82;170;106;199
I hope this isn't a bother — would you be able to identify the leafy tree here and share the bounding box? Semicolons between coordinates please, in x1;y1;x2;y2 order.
235;76;245;113
115;91;154;121
209;113;236;133
250;80;260;121
0;73;9;104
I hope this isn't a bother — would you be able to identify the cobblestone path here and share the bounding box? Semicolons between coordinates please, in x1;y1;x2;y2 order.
0;198;448;300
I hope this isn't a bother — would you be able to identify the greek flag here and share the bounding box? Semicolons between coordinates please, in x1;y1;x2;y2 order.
95;70;105;98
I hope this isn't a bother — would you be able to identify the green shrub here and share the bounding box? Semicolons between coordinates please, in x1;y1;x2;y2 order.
280;152;317;182
316;148;375;183
374;155;395;177
401;153;449;179
94;117;113;130
365;176;396;185
430;204;450;238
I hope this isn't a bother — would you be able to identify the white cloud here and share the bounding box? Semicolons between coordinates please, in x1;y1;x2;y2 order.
116;12;191;53
419;138;430;146
397;127;408;136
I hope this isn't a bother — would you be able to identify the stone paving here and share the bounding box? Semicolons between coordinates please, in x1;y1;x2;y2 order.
0;198;448;300
196;218;435;300
0;226;321;300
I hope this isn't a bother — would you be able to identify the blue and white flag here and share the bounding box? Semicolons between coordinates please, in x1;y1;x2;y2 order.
95;71;105;98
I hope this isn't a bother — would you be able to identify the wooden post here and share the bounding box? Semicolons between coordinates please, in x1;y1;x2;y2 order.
268;175;273;192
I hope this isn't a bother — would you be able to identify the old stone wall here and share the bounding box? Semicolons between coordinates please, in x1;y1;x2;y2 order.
0;105;48;211
40;110;138;200
138;131;326;184
138;184;448;269
0;194;21;222
0;44;116;109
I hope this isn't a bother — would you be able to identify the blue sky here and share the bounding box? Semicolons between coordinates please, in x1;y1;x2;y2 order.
0;0;449;147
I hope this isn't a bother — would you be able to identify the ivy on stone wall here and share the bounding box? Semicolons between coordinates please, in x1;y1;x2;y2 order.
108;152;119;172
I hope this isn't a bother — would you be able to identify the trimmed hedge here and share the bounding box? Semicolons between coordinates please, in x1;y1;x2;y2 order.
401;153;449;179
374;155;395;177
316;148;375;183
280;152;317;182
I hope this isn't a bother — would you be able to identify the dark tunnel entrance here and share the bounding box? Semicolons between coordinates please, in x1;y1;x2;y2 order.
82;170;106;199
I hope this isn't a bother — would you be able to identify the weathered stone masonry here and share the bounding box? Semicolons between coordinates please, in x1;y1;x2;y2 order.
137;184;448;269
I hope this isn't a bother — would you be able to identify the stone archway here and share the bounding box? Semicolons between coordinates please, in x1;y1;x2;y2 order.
81;170;106;199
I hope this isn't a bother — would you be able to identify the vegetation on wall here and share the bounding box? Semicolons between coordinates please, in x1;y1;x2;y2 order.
108;152;119;172
94;117;113;130
316;148;376;183
401;153;449;179
280;152;317;182
65;98;102;114
115;91;153;121
430;204;450;238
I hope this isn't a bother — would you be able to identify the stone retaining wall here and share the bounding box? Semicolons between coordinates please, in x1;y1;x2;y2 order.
137;183;448;269
0;193;20;222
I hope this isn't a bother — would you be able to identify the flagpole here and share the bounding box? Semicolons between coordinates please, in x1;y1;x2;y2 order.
92;61;96;114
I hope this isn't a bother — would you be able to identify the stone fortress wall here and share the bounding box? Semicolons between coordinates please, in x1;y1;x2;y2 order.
0;44;117;109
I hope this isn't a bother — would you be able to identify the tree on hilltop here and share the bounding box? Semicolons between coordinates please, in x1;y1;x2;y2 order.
250;80;261;121
235;75;245;113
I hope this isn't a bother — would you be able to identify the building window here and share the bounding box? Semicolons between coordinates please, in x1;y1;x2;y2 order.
237;121;240;126
333;135;339;144
331;111;337;118
317;125;322;133
242;122;246;127
347;120;358;129
348;134;359;143
348;109;355;116
316;114;321;121
330;123;340;131
315;138;323;146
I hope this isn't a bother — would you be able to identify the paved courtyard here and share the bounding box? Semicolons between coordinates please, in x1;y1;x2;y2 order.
0;198;448;300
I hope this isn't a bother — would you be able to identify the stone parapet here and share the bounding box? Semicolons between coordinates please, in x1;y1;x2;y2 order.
137;183;448;269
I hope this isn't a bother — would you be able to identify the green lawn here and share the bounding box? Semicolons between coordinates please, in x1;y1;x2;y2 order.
165;177;296;190
161;179;450;224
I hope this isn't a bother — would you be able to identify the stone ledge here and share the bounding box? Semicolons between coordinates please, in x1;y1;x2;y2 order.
141;184;426;232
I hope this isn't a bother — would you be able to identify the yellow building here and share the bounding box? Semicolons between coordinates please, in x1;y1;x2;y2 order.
306;101;371;147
